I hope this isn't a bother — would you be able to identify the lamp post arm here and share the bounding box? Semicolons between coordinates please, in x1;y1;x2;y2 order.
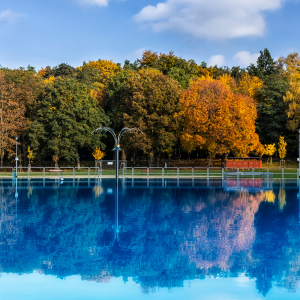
93;127;118;146
118;127;144;145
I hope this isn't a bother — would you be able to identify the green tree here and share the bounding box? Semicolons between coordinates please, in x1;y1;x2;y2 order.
248;48;278;79
29;78;109;167
255;74;290;144
106;69;182;166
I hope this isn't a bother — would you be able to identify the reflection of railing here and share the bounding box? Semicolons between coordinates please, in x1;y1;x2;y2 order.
223;172;273;191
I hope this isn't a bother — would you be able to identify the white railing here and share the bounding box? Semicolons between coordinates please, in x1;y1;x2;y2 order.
0;166;299;181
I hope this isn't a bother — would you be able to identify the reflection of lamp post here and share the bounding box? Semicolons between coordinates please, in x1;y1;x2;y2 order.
15;136;19;178
98;186;136;252
15;177;18;218
298;129;300;175
93;127;143;187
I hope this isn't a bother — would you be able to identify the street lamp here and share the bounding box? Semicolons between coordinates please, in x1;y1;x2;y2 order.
93;127;143;187
15;136;19;178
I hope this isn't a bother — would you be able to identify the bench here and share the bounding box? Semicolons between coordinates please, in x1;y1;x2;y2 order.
48;169;63;175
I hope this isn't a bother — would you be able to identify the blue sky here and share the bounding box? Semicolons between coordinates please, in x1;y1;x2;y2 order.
0;0;300;70
0;273;299;300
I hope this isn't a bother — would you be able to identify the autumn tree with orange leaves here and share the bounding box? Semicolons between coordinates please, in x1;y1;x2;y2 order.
180;79;263;165
0;72;25;166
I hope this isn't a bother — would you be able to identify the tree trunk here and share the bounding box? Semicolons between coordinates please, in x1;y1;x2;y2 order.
121;149;126;161
156;157;160;167
77;157;80;169
133;150;136;165
0;151;3;167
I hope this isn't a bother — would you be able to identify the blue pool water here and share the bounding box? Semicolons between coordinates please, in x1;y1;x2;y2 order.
0;178;300;299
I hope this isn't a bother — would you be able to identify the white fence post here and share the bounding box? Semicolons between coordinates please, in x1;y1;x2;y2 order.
282;168;284;180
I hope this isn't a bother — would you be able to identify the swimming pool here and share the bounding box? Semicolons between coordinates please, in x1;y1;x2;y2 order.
0;178;299;299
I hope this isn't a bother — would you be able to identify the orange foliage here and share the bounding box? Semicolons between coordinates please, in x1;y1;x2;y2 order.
180;79;262;159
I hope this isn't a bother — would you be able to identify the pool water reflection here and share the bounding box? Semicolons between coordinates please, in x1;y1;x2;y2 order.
0;178;299;299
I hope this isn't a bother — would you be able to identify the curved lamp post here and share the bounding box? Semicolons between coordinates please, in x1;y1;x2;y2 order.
93;127;143;187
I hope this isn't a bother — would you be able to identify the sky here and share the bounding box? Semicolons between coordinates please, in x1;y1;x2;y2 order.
0;272;299;300
0;0;300;70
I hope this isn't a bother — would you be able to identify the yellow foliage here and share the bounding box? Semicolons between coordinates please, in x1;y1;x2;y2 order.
37;68;47;77
196;73;262;99
92;147;105;160
279;53;300;130
278;136;287;159
78;59;118;89
78;60;119;104
264;190;275;203
236;73;262;99
218;74;237;92
45;76;55;86
278;188;286;211
264;144;276;157
27;146;34;164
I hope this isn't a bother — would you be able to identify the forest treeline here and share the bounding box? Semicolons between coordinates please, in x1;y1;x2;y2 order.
1;48;300;167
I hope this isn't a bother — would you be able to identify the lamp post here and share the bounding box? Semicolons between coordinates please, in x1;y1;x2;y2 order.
15;136;19;178
93;127;143;187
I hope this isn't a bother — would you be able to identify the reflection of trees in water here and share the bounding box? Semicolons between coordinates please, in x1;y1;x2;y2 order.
0;185;299;295
249;188;300;295
181;191;265;270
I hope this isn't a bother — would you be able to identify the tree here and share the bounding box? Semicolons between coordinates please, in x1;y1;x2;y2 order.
106;69;182;166
180;79;262;165
3;67;46;163
278;136;287;160
0;72;26;166
77;59;120;106
278;53;300;131
264;144;276;165
92;147;105;160
168;67;191;89
29;78;109;167
248;48;279;79
27;146;34;167
255;74;290;144
38;63;77;79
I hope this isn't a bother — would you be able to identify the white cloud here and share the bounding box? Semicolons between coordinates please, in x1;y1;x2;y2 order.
0;9;25;24
233;51;260;66
77;0;109;6
126;47;146;62
208;55;225;67
134;0;286;40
